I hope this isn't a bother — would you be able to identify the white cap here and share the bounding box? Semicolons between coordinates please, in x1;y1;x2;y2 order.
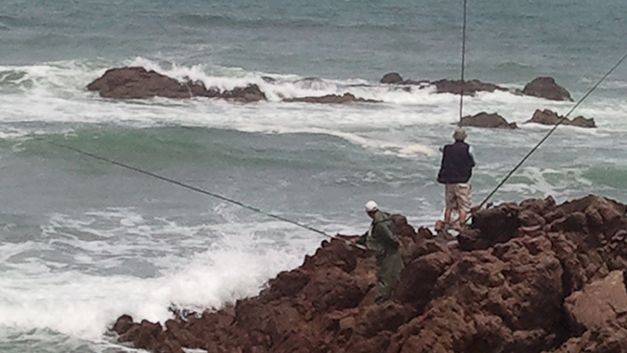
365;200;379;212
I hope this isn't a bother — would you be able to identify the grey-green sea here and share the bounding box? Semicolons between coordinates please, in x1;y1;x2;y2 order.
0;1;626;352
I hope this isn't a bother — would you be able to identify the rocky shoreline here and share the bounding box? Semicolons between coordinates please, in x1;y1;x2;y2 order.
111;195;626;353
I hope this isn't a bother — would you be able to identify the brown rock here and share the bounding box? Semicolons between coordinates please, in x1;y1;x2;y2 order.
301;238;360;274
570;116;596;128
544;316;627;353
528;109;562;125
396;250;453;308
380;72;404;84
417;226;435;239
379;73;509;94
558;195;625;216
550;212;587;232
355;302;412;338
431;79;508;95
218;84;266;102
87;66;266;102
391;214;417;239
519;210;547;228
87;67;196;99
522;77;573;101
527;109;596;128
565;271;627;331
519;196;557;215
460;112;518;129
283;93;379;104
265;269;310;299
119;320;163;350
459;203;521;251
112;314;133;335
300;266;368;311
347;333;391;353
159;338;185;353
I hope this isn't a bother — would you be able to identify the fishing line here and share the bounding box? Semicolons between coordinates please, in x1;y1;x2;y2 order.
40;138;366;250
476;51;627;210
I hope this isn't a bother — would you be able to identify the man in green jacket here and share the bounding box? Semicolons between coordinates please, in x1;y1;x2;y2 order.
358;200;404;301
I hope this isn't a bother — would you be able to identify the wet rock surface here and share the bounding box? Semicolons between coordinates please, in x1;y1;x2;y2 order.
380;72;404;84
430;78;508;95
523;77;573;101
460;112;518;129
378;73;507;95
283;93;379;104
87;67;266;102
527;109;596;128
89;68;578;108
379;73;574;102
113;195;627;353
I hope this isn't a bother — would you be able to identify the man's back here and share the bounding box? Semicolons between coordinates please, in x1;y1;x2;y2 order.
437;141;475;184
367;211;398;254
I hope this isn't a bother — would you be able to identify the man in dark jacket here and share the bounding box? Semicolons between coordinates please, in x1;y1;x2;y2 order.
357;200;404;301
437;128;475;228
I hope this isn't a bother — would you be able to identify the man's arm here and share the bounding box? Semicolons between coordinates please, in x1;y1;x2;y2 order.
468;146;476;167
356;231;367;245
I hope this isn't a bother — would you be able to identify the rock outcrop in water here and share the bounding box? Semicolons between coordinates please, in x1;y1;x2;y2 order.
527;109;596;128
460;112;518;129
112;194;626;353
89;67;578;106
380;72;404;84
283;93;379;104
378;72;507;95
430;79;508;95
379;73;574;102
88;67;380;104
87;67;266;102
522;77;573;101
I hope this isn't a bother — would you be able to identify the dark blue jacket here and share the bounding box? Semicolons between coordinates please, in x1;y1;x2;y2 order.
437;141;475;184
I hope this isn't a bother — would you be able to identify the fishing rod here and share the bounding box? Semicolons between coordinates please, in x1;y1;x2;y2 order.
475;51;627;210
458;0;468;126
454;2;627;213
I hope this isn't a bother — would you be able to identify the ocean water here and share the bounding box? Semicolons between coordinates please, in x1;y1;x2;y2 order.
0;1;626;352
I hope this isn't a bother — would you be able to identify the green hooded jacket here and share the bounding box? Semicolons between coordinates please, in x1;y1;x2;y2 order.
359;211;400;256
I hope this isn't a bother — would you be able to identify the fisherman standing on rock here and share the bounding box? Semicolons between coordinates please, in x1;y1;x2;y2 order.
357;201;404;302
436;127;475;232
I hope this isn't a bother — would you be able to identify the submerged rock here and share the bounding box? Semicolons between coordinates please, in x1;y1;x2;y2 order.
379;73;576;102
527;109;596;128
113;195;627;353
431;78;508;95
523;77;573;101
283;93;379;104
87;67;266;102
378;73;506;94
460;112;518;129
380;72;404;84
